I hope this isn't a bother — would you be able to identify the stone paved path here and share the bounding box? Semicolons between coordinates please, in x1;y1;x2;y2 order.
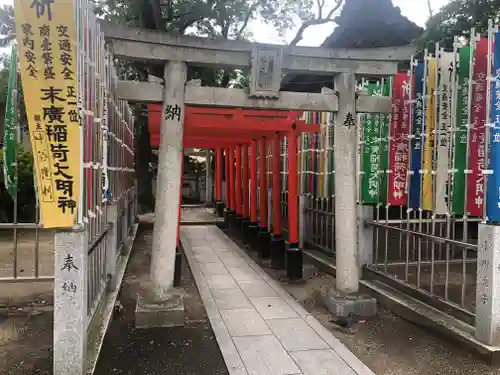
180;225;375;375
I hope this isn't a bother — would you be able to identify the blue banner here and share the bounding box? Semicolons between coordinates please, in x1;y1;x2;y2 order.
409;63;425;209
487;32;500;222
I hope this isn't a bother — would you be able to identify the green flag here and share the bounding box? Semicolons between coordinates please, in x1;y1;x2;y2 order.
451;46;470;215
362;82;387;203
3;43;18;200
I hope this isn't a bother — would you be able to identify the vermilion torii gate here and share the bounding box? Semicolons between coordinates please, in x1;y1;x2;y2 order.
102;20;414;328
148;104;320;277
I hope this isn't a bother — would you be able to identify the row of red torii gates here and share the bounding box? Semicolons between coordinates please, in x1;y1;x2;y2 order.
148;105;320;279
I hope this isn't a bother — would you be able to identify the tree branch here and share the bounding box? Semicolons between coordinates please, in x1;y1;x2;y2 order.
427;0;433;18
289;0;343;46
235;3;258;39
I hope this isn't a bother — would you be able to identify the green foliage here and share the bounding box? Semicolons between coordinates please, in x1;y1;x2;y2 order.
422;0;500;50
0;147;37;222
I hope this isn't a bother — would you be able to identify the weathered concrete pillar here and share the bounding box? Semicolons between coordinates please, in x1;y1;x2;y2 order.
475;224;500;346
334;72;359;294
205;149;212;204
53;229;88;375
136;61;186;328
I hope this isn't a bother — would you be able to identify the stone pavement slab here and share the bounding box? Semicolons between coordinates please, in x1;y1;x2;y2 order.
180;224;375;375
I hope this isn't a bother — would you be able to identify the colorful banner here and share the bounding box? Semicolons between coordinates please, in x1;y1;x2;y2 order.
378;81;391;204
3;43;18;199
435;52;454;214
361;83;381;203
15;0;80;228
423;57;436;211
451;45;471;215
102;51;110;202
467;38;488;217
388;73;410;206
487;31;500;222
409;63;425;209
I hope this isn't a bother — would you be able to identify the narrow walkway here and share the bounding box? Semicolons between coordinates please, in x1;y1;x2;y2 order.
180;225;375;375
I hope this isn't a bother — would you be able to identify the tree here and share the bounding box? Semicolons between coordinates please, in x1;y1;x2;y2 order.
421;0;500;50
0;0;345;210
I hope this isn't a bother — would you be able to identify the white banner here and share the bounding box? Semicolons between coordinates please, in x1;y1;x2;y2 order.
435;51;454;214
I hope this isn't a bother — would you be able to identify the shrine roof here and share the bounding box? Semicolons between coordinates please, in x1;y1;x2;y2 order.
280;0;424;92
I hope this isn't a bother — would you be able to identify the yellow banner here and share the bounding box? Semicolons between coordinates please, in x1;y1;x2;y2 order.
15;0;80;228
423;57;436;210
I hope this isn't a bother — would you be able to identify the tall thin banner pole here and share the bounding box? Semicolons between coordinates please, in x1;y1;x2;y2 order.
3;43;19;200
409;62;425;209
487;30;500;222
388;73;410;205
467;37;489;217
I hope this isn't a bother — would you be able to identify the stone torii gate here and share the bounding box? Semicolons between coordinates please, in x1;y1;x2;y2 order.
101;21;414;326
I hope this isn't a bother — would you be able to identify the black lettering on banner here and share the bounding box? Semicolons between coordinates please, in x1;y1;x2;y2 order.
164;104;182;121
42;184;53;197
46;124;67;142
41;86;66;103
57;196;77;214
61;253;78;271
21;23;37;78
50;143;69;162
56;25;69;38
31;0;54;21
53;162;72;179
39;26;55;80
43;105;65;123
40;166;50;179
55;179;73;197
67;109;79;123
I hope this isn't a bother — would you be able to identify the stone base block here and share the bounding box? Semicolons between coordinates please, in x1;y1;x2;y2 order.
286;242;302;280
270;234;285;270
258;228;271;259
227;211;237;230
135;289;185;329
241;218;250;232
234;215;244;234
215;201;225;217
246;223;260;250
322;289;377;318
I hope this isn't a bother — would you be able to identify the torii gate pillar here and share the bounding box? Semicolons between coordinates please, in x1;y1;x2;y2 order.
136;61;186;328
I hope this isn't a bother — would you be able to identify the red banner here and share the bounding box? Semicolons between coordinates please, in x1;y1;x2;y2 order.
467;38;488;217
388;73;411;205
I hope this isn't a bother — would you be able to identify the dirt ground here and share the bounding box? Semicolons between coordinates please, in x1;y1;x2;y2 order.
93;226;228;375
224;227;500;375
0;224;228;375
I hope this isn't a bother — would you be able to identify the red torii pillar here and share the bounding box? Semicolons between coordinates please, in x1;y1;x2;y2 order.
242;143;250;224
234;144;243;229
224;147;230;217
258;138;271;259
245;140;260;246
270;132;285;270
286;130;302;280
215;148;224;217
226;146;237;228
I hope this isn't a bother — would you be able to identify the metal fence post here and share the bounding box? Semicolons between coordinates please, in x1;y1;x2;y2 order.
53;229;88;375
358;205;374;267
106;203;119;292
299;195;305;248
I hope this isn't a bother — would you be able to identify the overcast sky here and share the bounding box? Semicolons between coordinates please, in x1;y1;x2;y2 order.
0;0;450;46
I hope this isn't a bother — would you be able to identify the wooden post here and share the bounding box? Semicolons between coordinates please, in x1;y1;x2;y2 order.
242;143;249;219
